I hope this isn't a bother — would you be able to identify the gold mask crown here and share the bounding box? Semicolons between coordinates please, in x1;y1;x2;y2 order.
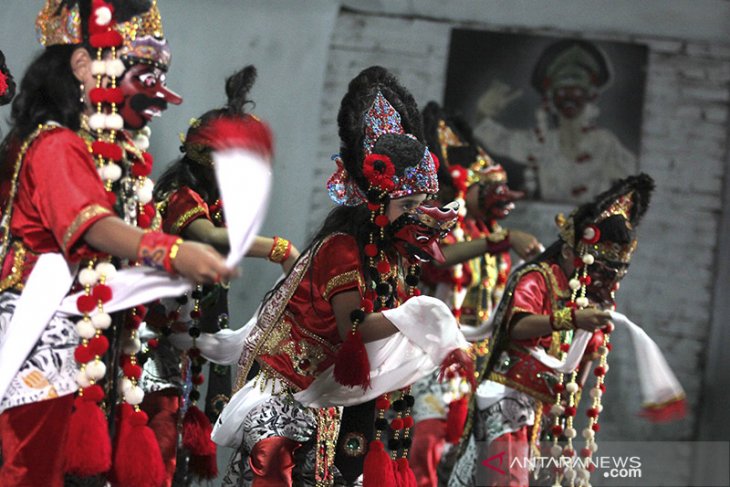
36;0;163;48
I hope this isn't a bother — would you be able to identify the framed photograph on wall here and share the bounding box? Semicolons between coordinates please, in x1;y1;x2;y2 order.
444;30;648;204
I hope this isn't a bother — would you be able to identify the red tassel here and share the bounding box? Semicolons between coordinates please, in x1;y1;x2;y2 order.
363;440;396;487
182;405;216;455
111;404;165;487
446;397;468;444
64;397;112;476
639;398;687;423
395;458;417;487
333;329;371;389
188;452;219;480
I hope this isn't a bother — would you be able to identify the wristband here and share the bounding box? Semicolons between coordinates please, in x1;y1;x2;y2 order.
485;229;510;254
268;236;292;263
550;307;576;331
137;231;184;273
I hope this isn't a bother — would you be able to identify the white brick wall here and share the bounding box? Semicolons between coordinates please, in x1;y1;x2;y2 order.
310;9;730;483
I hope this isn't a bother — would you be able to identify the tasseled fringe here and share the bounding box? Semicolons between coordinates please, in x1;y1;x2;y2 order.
333;329;371;389
110;404;165;487
446;396;468;444
64;395;112;476
182;404;216;456
363;440;396;487
394;457;416;487
188;451;218;480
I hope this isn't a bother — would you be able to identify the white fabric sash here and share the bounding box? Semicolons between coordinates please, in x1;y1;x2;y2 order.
0;254;76;401
294;296;469;407
0;147;271;404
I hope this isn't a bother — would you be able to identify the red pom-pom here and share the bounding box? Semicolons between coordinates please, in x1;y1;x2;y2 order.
192;374;205;386
142;203;156;219
135;305;147;317
361;298;374;313
403;416;414;429
127;313;143;329
594;366;606;377
333;330;371;389
376;397;391;410
374;215;390;228
376;260;391;274
581;448;592;458
64;399;111;476
446;397;468;444
106;87;124;104
564;406;577;417
560;343;571;352
122;363;142;380
111;404;166;487
367;202;381;212
364;244;378;257
580;275;592;285
92;284;113;303
137;213;152;229
81;384;105;403
131;162;152;177
599;383;607;393
587;407;599;418
430;151;440;171
363;440;396;487
592;423;601;432
554;383;565;393
390;418;404;431
551;425;563;436
90;30;123;49
148;338;159;349
74;345;94;364
563;448;575;457
77;295;97;313
190;309;202;319
89;335;109;356
182;405;216;456
143;151;154;167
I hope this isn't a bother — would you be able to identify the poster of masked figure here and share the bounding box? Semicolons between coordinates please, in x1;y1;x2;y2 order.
444;30;647;203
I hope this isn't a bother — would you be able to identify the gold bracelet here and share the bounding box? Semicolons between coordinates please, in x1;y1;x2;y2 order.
551;307;575;331
169;238;184;263
268;236;290;263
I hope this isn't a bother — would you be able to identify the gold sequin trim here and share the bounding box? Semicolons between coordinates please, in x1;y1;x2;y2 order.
487;371;556;404
0;241;27;292
171;206;206;235
62;204;113;252
322;270;364;301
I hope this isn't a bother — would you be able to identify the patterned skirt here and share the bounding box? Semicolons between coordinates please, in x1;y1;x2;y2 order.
0;291;79;413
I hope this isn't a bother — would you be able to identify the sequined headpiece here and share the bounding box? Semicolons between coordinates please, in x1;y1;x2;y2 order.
328;91;439;205
36;0;170;69
556;173;654;264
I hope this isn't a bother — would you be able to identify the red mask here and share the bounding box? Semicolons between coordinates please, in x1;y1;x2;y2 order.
118;63;182;130
390;203;458;263
478;181;524;220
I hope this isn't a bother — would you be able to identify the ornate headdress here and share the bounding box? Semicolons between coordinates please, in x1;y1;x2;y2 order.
327;72;439;206
556;173;654;265
36;0;170;69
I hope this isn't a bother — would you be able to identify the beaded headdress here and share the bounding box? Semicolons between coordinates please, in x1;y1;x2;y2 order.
327;92;439;206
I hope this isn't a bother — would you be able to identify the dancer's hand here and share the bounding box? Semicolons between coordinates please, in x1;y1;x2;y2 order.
173;241;235;284
439;348;476;390
574;309;612;332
